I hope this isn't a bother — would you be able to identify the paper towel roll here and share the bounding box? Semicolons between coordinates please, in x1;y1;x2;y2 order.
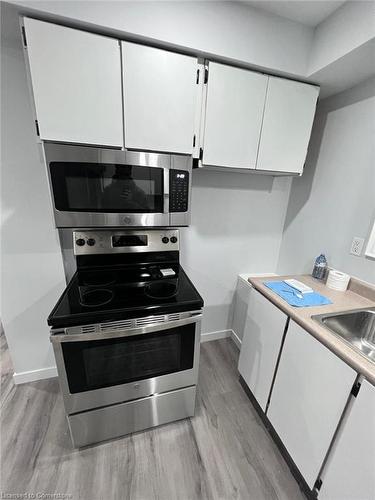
326;269;350;291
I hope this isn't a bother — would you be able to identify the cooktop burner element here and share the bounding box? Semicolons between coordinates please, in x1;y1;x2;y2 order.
48;230;203;328
79;288;114;308
145;281;178;300
80;271;116;287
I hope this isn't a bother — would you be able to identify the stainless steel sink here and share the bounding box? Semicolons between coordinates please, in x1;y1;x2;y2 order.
313;308;375;363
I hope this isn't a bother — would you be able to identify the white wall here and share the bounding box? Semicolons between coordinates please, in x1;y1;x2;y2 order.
307;0;375;98
8;0;313;77
308;0;375;74
181;171;291;334
1;2;66;379
277;77;375;283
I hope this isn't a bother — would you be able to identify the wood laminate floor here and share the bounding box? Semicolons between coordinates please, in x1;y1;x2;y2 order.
1;334;305;500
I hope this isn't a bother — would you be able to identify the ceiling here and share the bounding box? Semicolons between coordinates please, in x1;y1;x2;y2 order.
242;0;347;27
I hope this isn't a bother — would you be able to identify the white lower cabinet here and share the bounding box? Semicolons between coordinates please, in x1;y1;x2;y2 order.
319;379;375;500
232;278;253;344
267;320;357;489
238;288;288;411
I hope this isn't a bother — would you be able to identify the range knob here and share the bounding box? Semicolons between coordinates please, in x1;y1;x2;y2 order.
170;236;178;244
76;238;85;246
162;237;169;244
87;238;96;246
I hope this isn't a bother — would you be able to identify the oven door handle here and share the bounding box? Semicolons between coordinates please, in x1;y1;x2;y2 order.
50;313;202;343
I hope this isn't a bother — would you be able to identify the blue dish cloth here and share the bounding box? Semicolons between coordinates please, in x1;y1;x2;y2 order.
263;281;332;307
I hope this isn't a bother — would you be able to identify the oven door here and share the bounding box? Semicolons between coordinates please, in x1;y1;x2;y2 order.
44;144;170;228
51;311;202;414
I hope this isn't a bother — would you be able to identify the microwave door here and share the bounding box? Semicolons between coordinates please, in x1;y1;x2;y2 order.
47;158;170;228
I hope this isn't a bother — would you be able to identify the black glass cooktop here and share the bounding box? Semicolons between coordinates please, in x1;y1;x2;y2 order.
48;264;203;328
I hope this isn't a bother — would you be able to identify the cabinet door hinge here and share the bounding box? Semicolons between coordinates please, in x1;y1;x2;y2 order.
199;148;203;161
35;120;40;137
21;26;27;47
204;68;209;84
196;69;200;84
193;135;196;147
351;381;361;397
313;478;322;492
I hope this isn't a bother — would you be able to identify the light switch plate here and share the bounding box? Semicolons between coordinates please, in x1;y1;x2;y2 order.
350;237;365;256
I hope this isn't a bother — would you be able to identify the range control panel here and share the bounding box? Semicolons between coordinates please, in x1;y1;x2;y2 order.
169;169;189;213
73;229;179;255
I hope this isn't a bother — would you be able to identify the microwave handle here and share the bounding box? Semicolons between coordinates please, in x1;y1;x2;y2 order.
50;312;202;343
163;167;170;214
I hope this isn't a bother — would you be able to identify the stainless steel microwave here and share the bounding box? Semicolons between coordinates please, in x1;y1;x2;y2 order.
43;143;192;228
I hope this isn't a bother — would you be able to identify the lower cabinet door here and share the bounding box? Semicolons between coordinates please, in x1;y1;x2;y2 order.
238;288;288;411
267;320;357;489
319;379;375;500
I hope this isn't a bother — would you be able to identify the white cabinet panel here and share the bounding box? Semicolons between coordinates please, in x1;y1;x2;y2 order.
256;77;319;174
238;288;288;411
232;277;253;343
267;321;356;489
122;42;198;154
24;18;123;147
320;379;375;500
202;63;268;169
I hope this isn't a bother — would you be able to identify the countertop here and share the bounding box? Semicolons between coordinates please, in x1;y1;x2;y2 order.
248;274;375;386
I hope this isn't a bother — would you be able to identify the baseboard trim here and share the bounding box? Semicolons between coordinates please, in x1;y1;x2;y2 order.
230;330;242;349
13;366;58;385
200;329;231;343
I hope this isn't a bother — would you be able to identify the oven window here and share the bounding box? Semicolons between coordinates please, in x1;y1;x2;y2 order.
62;324;195;393
50;162;164;213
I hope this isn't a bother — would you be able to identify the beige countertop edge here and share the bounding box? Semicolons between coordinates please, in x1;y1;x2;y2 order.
248;275;375;387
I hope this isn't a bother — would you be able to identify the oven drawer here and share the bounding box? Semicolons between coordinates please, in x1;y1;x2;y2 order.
68;385;196;447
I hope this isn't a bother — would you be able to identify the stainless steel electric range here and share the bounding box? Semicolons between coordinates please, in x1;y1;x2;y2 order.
48;229;203;447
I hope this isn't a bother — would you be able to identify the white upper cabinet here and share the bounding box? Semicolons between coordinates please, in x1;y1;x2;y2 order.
23;17;318;170
202;63;268;169
267;321;356;489
256;77;319;174
319;379;375;500
23;18;123;147
121;42;199;154
238;288;288;411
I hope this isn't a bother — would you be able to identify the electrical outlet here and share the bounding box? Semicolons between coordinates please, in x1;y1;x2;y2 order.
350;237;365;256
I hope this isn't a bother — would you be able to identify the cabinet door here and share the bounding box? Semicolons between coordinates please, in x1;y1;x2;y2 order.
238;288;288;411
24;18;123;147
267;321;356;489
319;379;375;500
202;63;268;169
122;42;198;154
256;77;319;174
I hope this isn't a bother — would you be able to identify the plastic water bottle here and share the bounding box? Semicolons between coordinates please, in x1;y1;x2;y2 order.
312;254;327;280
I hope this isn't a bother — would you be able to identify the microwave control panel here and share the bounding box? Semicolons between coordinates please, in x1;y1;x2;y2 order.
169;170;189;212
